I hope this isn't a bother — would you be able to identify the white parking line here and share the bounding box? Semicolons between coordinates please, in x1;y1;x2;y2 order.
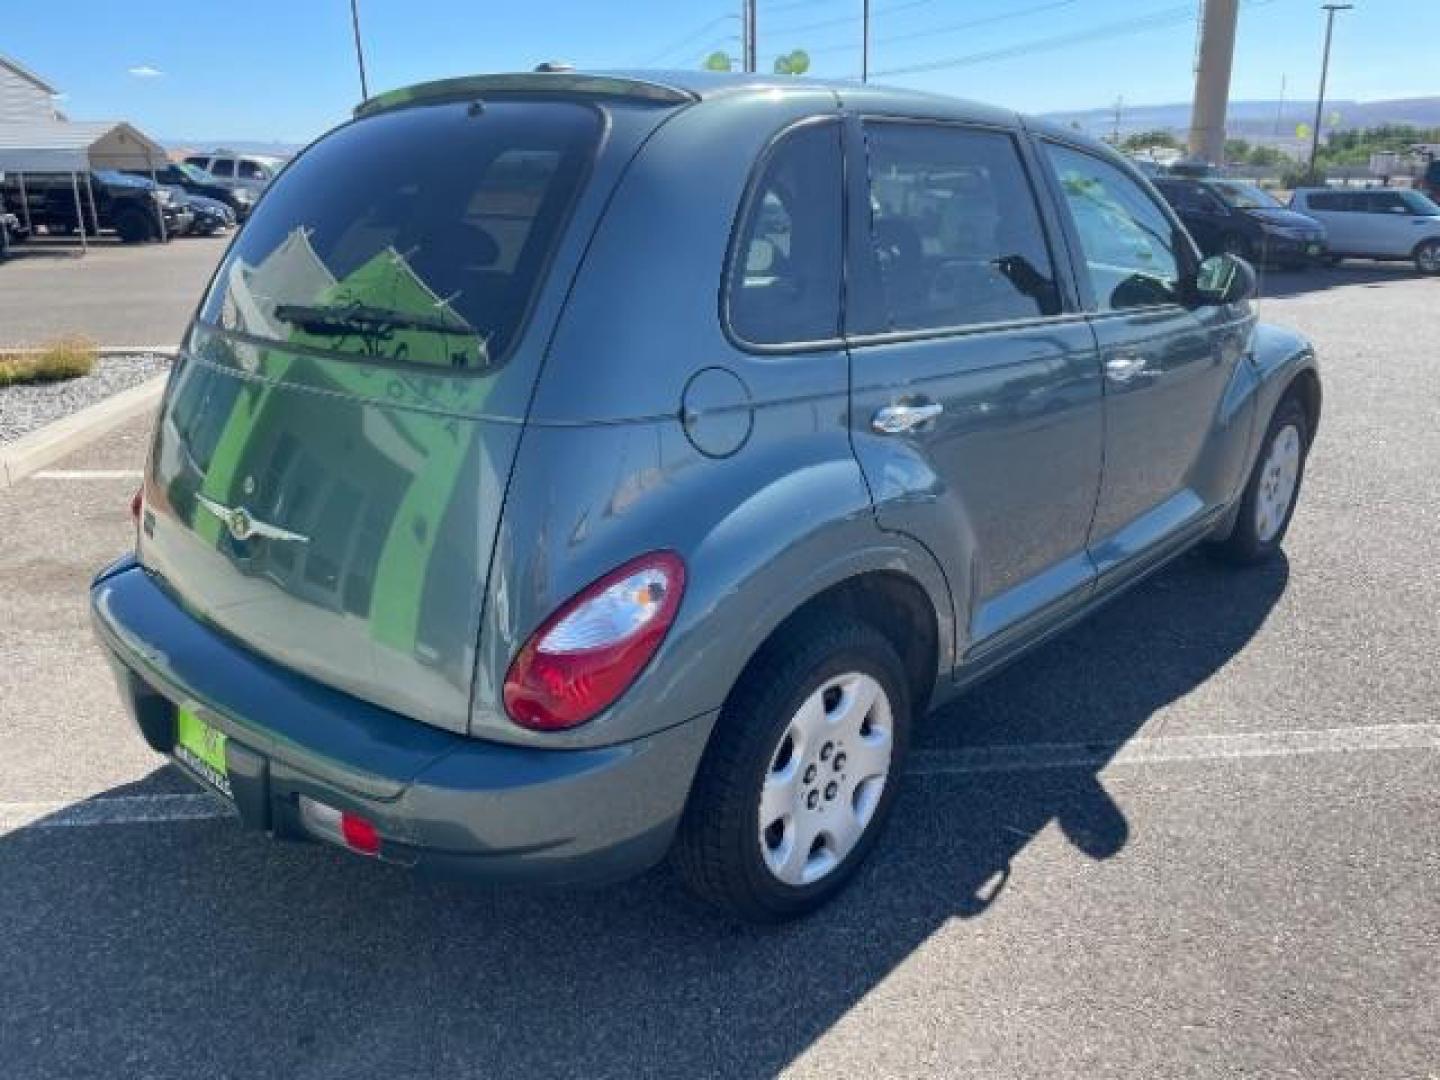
29;469;144;480
908;723;1440;776
3;724;1434;834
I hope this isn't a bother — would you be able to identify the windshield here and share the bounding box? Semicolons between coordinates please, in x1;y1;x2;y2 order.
1400;189;1440;215
198;100;601;370
176;163;216;183
1209;182;1282;210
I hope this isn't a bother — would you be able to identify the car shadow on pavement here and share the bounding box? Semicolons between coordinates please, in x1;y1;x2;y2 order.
0;551;1287;1080
1255;261;1424;299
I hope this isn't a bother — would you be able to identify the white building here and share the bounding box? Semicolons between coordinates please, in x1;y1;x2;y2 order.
0;54;63;124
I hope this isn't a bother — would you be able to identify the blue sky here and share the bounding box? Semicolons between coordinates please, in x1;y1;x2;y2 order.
6;0;1434;144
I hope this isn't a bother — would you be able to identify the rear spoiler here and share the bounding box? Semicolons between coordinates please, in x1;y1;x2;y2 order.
355;73;697;119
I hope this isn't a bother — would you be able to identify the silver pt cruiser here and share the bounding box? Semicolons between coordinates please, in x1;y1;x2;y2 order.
92;71;1320;921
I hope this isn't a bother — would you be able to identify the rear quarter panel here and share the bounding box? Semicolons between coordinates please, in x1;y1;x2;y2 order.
470;91;955;748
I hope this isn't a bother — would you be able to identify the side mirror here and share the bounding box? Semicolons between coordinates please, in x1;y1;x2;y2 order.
1193;253;1256;306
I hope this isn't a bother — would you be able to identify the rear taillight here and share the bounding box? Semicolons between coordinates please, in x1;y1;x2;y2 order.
130;486;143;522
503;551;686;731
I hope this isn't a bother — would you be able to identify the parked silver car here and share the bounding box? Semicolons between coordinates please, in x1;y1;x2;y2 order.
181;149;285;200
1290;186;1440;273
92;72;1320;921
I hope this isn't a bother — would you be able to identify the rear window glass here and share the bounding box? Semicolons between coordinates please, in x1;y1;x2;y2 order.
727;121;843;346
199;101;600;370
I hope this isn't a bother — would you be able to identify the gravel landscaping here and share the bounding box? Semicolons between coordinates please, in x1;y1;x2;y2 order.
0;353;171;444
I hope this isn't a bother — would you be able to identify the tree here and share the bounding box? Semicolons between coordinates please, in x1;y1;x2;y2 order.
1245;144;1288;168
772;49;810;75
703;51;733;72
1120;129;1179;152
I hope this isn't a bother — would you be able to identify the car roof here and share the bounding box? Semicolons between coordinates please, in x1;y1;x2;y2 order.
358;69;1040;130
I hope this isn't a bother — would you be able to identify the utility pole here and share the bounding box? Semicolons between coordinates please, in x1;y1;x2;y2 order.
1273;73;1286;138
1309;4;1353;179
1111;95;1124;144
862;0;871;83
1187;0;1240;164
744;0;757;73
349;0;370;101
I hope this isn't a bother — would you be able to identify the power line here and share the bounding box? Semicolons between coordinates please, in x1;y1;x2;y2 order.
766;0;936;39
806;0;1083;57
872;0;1276;79
640;13;740;66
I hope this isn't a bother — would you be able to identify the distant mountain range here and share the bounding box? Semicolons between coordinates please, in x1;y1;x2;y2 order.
1042;96;1440;143
167;96;1440;157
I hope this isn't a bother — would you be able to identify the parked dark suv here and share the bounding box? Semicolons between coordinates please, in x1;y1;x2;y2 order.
124;162;256;220
92;72;1321;922
0;169;191;242
1420;160;1440;202
1154;176;1327;268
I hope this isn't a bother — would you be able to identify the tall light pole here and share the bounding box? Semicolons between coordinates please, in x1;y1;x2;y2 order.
862;0;871;83
1187;0;1240;164
744;0;757;73
1309;3;1352;179
350;0;370;102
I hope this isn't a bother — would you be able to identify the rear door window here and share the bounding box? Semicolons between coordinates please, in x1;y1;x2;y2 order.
209;159;235;178
199;100;601;369
726;120;843;346
1304;191;1350;212
861;122;1062;332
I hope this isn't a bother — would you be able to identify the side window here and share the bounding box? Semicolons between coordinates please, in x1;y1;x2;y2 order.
1305;192;1345;212
862;123;1061;332
1368;191;1408;214
238;160;268;181
1044;142;1183;312
209;159;235;178
727;121;843;346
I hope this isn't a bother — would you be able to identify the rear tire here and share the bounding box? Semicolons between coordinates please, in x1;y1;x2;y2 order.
1414;238;1440;276
672;616;911;923
1208;396;1310;565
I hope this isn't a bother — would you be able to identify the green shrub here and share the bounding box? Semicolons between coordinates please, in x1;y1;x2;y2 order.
0;338;99;387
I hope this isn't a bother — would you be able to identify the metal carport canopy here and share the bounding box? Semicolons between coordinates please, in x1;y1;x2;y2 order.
0;119;167;172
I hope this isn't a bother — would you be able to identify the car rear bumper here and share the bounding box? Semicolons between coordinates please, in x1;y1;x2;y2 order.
90;557;716;886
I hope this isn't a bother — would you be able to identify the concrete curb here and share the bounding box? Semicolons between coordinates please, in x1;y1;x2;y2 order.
0;373;167;489
0;345;179;358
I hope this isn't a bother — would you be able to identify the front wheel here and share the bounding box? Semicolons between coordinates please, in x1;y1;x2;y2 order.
672;618;911;922
1415;238;1440;276
1208;396;1310;565
114;207;154;244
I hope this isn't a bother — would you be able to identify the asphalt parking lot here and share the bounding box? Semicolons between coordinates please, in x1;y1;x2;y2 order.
1;263;1436;1079
0;235;228;347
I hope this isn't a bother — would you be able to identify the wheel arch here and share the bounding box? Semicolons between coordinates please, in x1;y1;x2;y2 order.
1281;365;1323;443
729;567;944;721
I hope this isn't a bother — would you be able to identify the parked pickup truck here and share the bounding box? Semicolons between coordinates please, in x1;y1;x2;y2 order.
0;169;191;242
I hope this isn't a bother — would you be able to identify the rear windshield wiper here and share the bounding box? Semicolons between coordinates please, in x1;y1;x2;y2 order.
273;301;476;337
